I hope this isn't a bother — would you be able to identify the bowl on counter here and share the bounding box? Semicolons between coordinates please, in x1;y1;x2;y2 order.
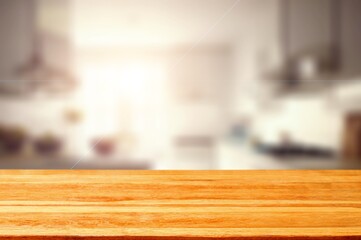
33;134;62;156
0;126;28;154
92;137;116;156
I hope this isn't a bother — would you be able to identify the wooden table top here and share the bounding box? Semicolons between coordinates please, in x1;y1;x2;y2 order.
0;170;361;239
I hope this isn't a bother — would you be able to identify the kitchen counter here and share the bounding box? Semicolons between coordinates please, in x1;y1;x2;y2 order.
0;170;361;239
0;156;151;169
216;141;345;169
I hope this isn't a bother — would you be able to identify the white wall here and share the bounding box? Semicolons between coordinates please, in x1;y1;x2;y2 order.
71;0;263;47
230;0;282;116
167;47;232;137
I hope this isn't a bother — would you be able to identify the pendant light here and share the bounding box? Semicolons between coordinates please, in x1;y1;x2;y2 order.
11;0;77;97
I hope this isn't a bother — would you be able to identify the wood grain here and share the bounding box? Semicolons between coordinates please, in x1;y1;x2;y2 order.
0;170;360;239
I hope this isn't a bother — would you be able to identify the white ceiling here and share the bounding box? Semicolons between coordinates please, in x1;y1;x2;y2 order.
70;0;279;47
35;0;279;47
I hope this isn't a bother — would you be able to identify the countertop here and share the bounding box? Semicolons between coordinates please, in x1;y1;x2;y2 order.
0;156;151;169
0;170;361;239
216;141;360;170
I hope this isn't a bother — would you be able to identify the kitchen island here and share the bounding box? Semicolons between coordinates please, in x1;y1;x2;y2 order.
0;170;360;239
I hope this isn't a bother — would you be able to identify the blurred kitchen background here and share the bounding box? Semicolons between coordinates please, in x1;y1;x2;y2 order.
0;0;361;169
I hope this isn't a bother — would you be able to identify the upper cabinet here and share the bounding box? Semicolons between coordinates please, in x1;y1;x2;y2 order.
277;0;361;87
285;0;333;61
341;0;361;76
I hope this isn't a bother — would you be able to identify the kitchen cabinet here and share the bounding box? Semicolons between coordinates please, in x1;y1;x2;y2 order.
279;0;361;84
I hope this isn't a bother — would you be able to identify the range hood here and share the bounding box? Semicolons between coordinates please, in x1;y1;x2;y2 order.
271;0;359;94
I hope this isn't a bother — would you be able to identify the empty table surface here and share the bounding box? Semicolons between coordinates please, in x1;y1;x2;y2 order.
0;170;360;239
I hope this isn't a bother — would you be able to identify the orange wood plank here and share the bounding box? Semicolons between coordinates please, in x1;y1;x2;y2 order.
0;170;360;239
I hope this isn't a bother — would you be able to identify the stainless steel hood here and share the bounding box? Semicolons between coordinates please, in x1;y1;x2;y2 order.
279;0;341;85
